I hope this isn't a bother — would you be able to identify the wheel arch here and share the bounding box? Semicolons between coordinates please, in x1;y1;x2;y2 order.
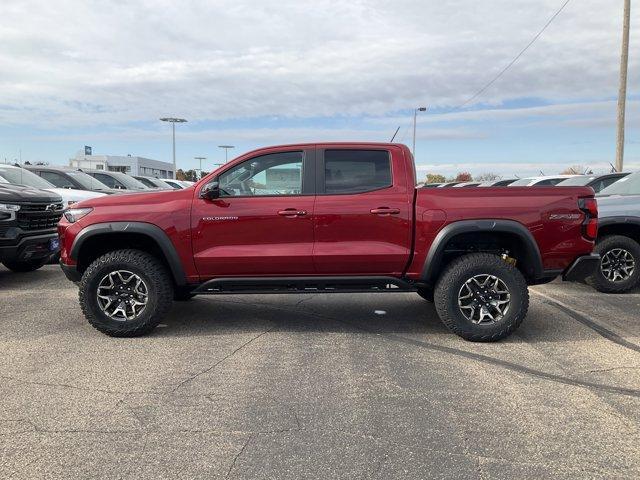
70;222;187;286
421;219;543;285
597;217;640;244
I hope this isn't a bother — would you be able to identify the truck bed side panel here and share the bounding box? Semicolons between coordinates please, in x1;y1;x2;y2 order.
406;186;596;278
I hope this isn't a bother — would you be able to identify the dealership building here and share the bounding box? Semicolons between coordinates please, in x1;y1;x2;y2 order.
69;152;175;179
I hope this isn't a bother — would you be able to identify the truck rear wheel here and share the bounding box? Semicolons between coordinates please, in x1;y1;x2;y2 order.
587;235;640;293
434;253;529;342
79;249;174;337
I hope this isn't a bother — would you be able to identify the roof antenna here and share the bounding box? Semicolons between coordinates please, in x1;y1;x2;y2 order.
390;126;401;142
609;162;617;173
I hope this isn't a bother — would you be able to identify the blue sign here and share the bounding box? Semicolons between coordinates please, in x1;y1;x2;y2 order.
84;146;92;155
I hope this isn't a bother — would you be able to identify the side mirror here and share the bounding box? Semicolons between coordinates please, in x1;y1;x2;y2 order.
200;181;220;200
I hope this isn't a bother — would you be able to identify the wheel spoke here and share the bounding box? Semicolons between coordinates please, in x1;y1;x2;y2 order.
601;247;636;282
96;270;148;322
458;273;511;325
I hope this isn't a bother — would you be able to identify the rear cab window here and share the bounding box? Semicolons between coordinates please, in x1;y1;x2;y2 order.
321;149;392;194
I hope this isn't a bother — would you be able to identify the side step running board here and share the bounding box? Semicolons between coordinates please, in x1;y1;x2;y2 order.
193;276;417;294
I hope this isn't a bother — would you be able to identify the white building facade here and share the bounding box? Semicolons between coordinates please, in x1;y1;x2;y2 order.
69;154;175;179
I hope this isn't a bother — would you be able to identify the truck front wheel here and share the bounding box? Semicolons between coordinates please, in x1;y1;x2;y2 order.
79;249;174;337
434;253;529;342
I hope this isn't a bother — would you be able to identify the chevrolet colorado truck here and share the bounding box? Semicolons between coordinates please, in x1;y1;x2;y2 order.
58;143;599;341
1;183;63;271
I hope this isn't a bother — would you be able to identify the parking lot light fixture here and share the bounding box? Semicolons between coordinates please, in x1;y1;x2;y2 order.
218;145;235;163
412;107;427;159
160;117;188;178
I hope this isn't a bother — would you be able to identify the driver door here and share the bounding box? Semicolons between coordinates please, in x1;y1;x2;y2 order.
191;147;316;278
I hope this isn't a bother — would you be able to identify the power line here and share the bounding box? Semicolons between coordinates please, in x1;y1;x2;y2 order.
453;0;572;111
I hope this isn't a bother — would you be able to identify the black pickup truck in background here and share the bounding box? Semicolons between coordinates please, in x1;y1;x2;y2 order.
0;183;64;272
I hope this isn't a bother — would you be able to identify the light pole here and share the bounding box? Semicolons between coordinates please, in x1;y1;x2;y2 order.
218;145;235;163
194;156;206;180
412;107;427;158
160;117;187;178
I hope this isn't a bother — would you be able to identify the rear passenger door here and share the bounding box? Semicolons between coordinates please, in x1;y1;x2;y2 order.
312;146;413;275
93;173;125;190
38;171;76;189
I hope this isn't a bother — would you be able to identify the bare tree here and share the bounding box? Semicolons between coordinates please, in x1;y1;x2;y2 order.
560;165;586;175
475;172;500;181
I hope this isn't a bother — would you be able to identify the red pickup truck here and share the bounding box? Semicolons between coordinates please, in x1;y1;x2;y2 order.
58;143;599;341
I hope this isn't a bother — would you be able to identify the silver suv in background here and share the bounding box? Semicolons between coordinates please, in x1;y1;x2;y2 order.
586;171;640;293
133;175;174;189
25;166;120;194
556;172;629;193
81;169;149;191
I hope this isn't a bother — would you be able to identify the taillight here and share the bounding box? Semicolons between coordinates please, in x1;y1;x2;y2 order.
578;197;598;240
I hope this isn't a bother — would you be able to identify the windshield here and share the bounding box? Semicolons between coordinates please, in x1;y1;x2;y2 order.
104;172;148;189
598;172;640;196
557;176;594;186
66;170;111;190
163;180;183;189
508;178;534;186
0;166;55;189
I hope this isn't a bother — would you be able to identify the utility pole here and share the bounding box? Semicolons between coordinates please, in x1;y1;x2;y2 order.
194;156;206;180
615;0;631;173
412;107;427;158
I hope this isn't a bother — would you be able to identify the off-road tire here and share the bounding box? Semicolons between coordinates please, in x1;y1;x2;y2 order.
434;253;529;342
79;249;174;337
2;258;48;272
416;287;434;302
586;235;640;293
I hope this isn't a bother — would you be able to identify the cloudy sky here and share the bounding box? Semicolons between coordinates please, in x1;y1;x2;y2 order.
0;0;637;178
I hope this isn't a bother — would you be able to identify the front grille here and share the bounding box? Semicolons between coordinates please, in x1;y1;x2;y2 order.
16;202;64;231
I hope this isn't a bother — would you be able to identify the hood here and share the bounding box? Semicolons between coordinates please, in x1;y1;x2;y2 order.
0;183;63;203
595;194;640;218
44;188;107;207
72;187;190;209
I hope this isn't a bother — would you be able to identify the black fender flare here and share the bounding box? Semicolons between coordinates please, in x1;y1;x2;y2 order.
421;219;544;284
597;216;640;229
70;222;187;285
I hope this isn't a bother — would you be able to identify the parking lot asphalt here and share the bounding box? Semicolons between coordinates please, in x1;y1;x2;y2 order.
1;265;639;479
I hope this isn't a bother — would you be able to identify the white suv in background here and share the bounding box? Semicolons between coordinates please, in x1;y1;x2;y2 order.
0;165;107;207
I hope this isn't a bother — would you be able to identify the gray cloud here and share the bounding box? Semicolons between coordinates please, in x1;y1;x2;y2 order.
0;0;637;127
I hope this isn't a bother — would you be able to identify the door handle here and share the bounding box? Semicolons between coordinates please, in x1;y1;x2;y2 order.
370;207;400;215
278;209;307;217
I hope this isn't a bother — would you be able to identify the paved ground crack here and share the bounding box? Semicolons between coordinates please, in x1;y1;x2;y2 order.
225;434;252;479
173;329;273;392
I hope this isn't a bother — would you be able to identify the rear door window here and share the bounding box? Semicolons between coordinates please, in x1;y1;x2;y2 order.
40;171;75;189
322;150;391;194
94;173;124;189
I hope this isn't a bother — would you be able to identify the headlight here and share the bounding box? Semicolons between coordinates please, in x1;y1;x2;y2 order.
0;203;20;212
63;207;93;223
